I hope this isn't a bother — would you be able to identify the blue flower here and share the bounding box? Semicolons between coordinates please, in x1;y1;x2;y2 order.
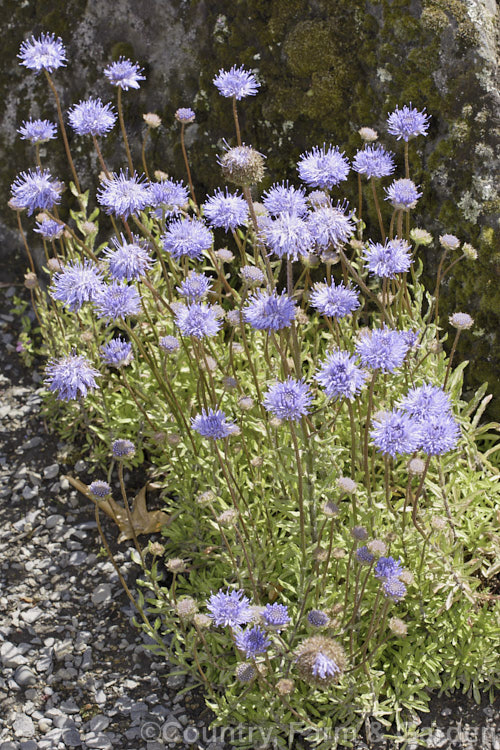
100;337;133;368
176;272;213;302
207;588;253;627
18;33;67;73
307;610;330;627
34;218;64;240
315;350;367;401
18;119;57;144
297;145;350;190
370;410;422;458
159;335;180;352
352;145;395;179
97;170;152;219
397;384;452;421
262;603;290;630
94;282;142;321
10;167;62;215
203;189;249;231
192;408;237;439
374;556;404;580
243;290;296;331
68;97;116;137
89;480;111;498
175;302;221;338
261;212;313;260
112;439;136;458
104;57;145;90
383;578;407;602
50;259;104;312
312;653;341;680
150;179;189;219
387;103;430;141
308;203;355;248
385;178;422;210
213;65;260;99
262;181;308;217
175;107;195;123
309;279;360;318
363;239;412;278
104;234;153;280
263;377;312;422
45;354;100;401
419;414;460;455
235;625;270;658
162;218;213;262
356;327;409;372
356;546;375;565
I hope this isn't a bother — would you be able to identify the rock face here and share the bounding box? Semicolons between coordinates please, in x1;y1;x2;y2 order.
1;0;498;410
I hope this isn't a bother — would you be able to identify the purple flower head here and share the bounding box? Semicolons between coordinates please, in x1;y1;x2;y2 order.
45;354;100;401
175;107;195;123
175;302;221;338
309;279;360;318
176;272;213;302
385;178;422;210
100;337;133;368
203;189;249;231
162;218;213;262
243;290;296;331
68;97;116;137
235;625;270;658
402;329;420;350
150;179;189;219
50;259;104;312
440;234;461;250
263;377;312;422
315;350;367;401
364;239;412;278
10;167;62;215
375;556;404;580
192;408;236;439
213;65;260;100
207;588;253;627
356;327;409;372
419;414;460;455
104;57;145;90
307;610;330;627
261;212;313;260
18;118;57;144
159;335;180;353
262;603;290;630
18;33;66;73
97;170;152;219
240;265;265;286
297;145;350;190
397;384;452;421
89;480;111;498
387;103;430;141
383;578;407;602
370;410;422;458
312;653;341;680
34;217;64;240
112;439;135;458
104;234;153;280
308;203;356;249
262;181;308;217
356;546;375;565
94;281;142;321
352;145;395;179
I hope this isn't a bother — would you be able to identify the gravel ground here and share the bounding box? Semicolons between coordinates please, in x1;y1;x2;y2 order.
0;281;498;750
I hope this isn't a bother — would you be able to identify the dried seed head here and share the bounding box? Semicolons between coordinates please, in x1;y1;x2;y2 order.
367;539;387;557
24;272;38;289
238;396;254;411
408;457;426;475
323;501;340;517
196;490;215;505
351;525;368;541
439;233;460;250
337;476;357;494
220;145;266;187
232;343;244;354
313;548;328;562
143;112;161;128
276;678;295;695
235;662;257;683
250;455;263;467
193;613;212;629
176;597;198;619
81;221;97;235
270;416;283;428
154;169;168;181
217;508;238;526
431;515;447;531
410;228;433;246
167;558;189;573
399;570;414;585
462;242;478;260
47;257;63;272
295;308;309;325
332;547;346;560
81;331;94;343
389;616;408;636
148;541;165;557
215;248;234;263
295;635;347;687
166;433;181;446
359;127;378;142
